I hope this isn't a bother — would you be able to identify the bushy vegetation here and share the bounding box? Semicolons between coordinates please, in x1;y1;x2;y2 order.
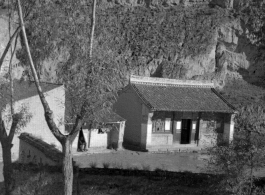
207;104;265;195
17;1;231;80
219;79;265;109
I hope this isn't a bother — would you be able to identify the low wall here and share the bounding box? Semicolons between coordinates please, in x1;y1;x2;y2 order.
19;133;62;166
151;134;173;146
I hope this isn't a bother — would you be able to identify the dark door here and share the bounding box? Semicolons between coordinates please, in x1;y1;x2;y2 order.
181;119;192;144
78;129;87;151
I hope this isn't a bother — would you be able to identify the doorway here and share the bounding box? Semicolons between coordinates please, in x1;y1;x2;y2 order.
77;129;87;151
181;119;192;144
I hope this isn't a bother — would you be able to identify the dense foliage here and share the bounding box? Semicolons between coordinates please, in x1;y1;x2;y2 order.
17;1;230;79
208;104;265;195
236;0;265;61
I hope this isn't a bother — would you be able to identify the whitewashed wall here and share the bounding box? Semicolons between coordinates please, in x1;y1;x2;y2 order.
2;85;65;160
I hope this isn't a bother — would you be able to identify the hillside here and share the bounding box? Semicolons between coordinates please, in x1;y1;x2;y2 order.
0;0;265;108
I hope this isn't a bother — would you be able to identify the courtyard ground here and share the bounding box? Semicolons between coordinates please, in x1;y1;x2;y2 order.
73;149;208;173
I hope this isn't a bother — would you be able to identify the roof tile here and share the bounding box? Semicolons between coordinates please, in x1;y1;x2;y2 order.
131;83;235;113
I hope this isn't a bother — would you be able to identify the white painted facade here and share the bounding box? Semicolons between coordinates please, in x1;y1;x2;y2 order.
1;84;65;160
72;121;125;151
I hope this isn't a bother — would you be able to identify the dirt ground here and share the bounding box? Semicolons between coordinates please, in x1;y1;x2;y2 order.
0;150;208;183
73;150;209;173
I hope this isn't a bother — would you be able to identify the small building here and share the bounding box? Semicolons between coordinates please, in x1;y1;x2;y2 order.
18;133;62;166
72;111;126;151
0;80;65;160
113;75;236;151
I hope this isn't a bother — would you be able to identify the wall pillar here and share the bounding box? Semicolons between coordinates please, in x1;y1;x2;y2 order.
223;113;235;143
118;122;125;149
146;112;153;147
196;118;204;146
140;104;152;150
195;113;202;146
83;130;89;150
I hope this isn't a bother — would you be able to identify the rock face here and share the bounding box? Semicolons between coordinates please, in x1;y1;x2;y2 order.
0;2;263;88
107;0;211;7
210;0;234;8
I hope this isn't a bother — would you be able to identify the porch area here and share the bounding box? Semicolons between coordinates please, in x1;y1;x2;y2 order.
143;111;235;151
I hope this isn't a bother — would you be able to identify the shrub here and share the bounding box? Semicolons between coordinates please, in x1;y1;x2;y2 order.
89;162;97;169
154;167;163;172
207;105;265;195
102;162;110;169
112;162;123;169
141;164;151;171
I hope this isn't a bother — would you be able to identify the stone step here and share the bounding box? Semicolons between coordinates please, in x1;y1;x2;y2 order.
147;145;203;154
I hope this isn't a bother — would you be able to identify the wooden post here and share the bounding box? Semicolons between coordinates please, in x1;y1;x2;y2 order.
195;112;202;146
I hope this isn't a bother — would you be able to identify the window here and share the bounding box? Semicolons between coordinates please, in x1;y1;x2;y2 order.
165;118;171;131
192;122;196;130
176;121;181;130
152;119;164;132
152;112;173;133
152;118;172;133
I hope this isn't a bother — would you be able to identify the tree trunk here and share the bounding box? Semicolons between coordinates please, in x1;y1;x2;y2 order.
2;141;15;195
62;138;73;195
89;0;97;59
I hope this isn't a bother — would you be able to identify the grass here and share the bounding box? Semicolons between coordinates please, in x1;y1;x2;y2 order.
1;167;228;195
102;162;110;169
112;162;123;169
89;161;97;169
154;163;168;172
141;164;151;171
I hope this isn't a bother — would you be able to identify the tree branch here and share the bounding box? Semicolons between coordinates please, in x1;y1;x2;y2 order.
0;114;8;143
17;0;65;143
8;31;19;116
0;27;21;70
89;0;97;59
68;101;88;139
69;0;97;140
8;113;21;142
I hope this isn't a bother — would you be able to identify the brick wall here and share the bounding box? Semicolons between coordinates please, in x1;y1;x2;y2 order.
199;112;227;147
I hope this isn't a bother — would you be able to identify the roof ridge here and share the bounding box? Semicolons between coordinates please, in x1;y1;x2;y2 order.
130;75;214;88
211;88;236;112
130;84;154;110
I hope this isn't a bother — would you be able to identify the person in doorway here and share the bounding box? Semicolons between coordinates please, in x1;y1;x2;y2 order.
79;136;86;152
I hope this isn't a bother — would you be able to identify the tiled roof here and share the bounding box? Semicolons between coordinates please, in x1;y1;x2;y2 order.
130;76;235;113
96;110;126;123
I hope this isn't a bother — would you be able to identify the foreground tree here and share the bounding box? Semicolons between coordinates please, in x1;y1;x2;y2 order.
0;1;32;194
17;0;123;194
207;105;265;195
